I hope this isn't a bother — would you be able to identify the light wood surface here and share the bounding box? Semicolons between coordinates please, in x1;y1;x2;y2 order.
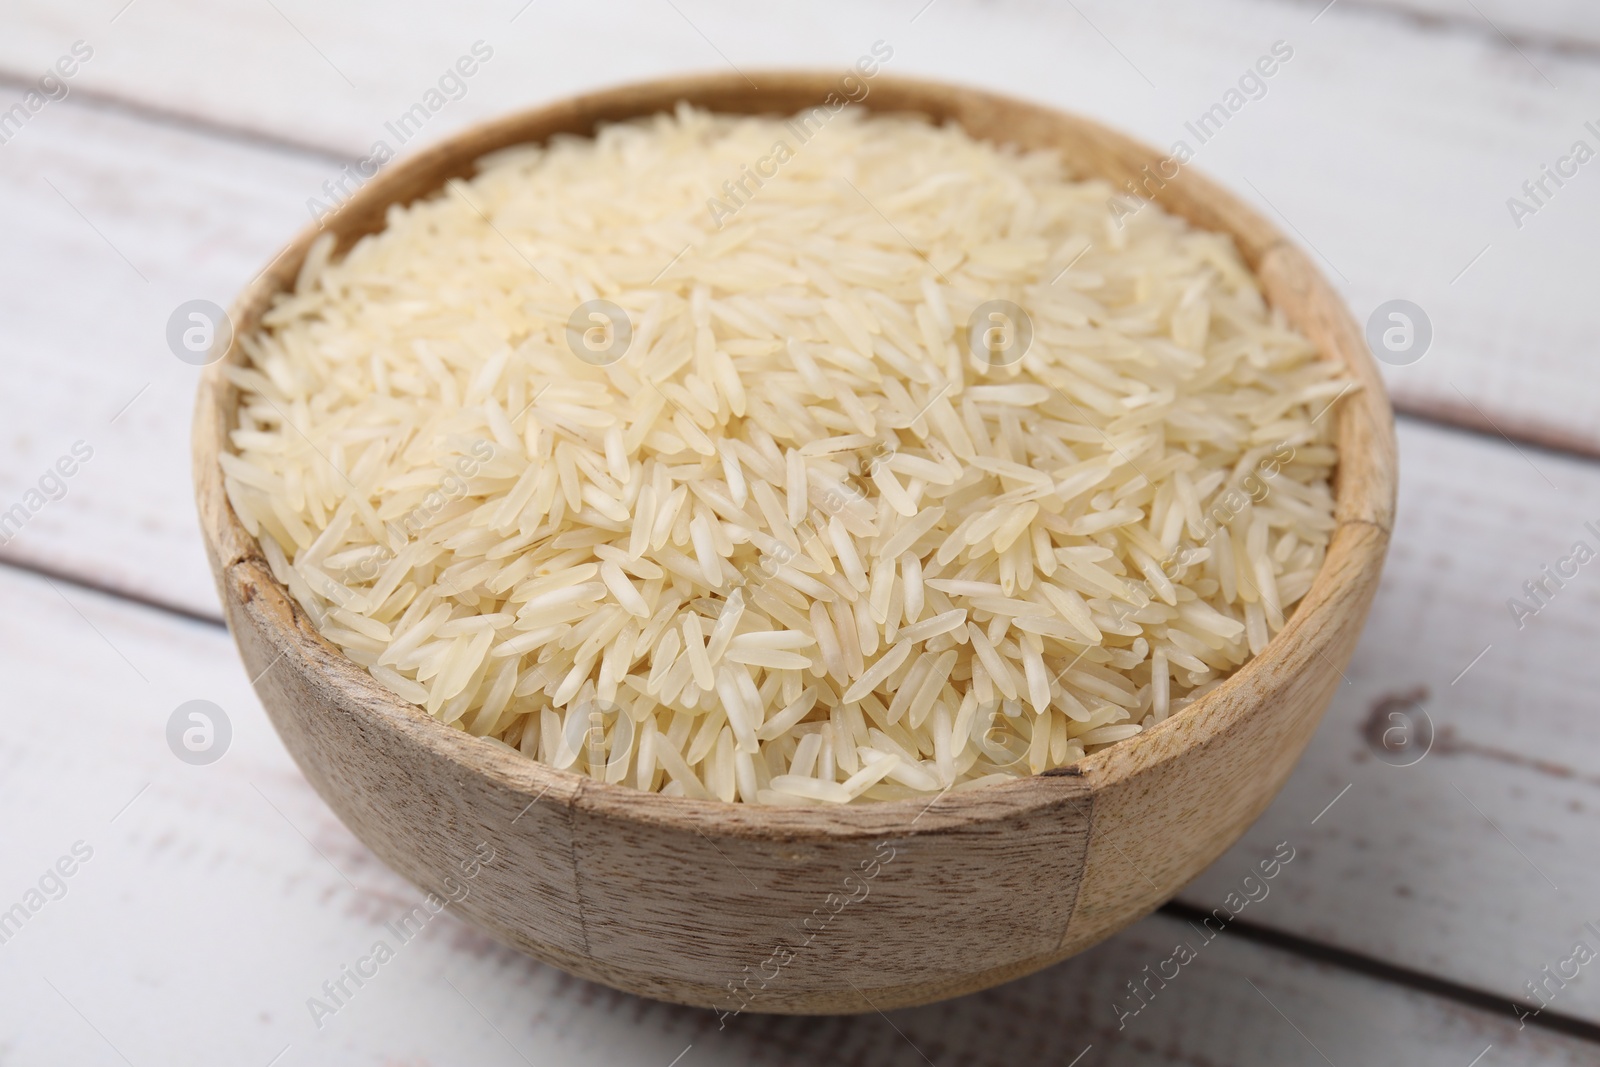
192;71;1396;1013
4;0;1598;1058
6;564;1598;1065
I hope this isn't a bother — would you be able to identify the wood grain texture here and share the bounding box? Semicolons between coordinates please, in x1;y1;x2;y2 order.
192;72;1395;1012
6;563;1598;1065
4;16;1597;1026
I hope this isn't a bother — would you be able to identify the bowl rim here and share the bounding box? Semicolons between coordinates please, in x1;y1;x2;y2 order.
193;69;1396;838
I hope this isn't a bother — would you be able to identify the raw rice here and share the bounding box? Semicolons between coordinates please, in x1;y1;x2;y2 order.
224;105;1348;804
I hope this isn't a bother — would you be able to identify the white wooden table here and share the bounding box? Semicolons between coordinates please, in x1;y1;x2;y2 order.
3;1;1599;1063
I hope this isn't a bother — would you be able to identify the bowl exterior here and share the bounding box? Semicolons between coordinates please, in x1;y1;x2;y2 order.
194;72;1395;1013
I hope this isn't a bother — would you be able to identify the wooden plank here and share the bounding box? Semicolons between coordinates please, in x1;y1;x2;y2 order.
2;564;1595;1064
0;96;330;615
3;0;1600;452
1184;415;1600;1020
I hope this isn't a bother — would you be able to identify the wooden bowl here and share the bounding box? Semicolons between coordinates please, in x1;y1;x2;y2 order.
193;72;1396;1015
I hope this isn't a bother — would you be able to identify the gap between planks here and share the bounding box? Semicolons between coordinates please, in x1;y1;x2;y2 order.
0;68;355;167
1286;0;1600;59
1160;902;1600;1047
1391;393;1600;466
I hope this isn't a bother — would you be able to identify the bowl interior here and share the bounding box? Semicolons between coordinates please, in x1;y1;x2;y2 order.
194;71;1396;837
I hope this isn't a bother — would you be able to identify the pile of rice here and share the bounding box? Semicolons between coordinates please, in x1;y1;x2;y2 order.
224;104;1348;804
